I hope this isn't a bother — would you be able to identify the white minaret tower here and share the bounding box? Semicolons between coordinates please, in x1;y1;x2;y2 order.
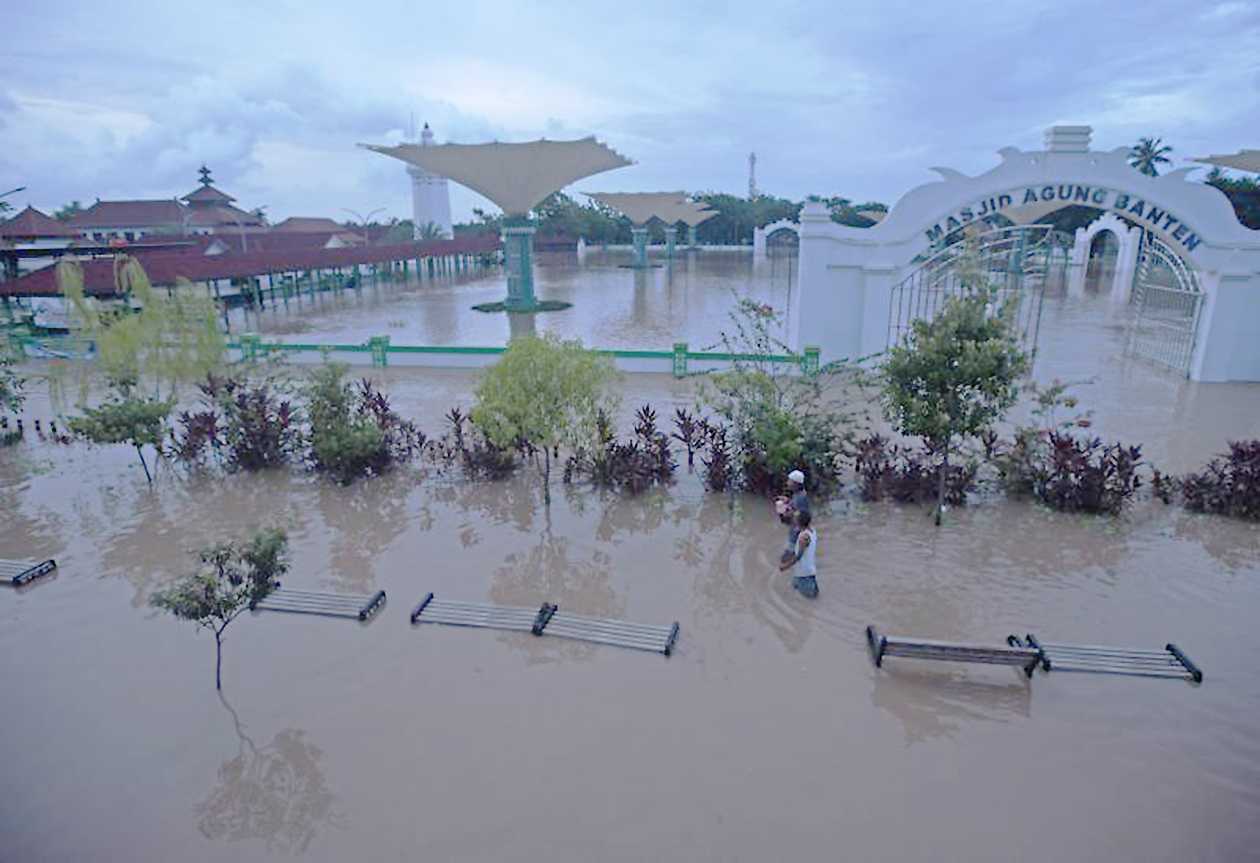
407;122;453;239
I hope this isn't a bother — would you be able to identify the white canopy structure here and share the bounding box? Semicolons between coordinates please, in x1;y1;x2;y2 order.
362;137;633;216
361;136;632;312
585;192;692;267
1193;150;1260;174
584;192;689;226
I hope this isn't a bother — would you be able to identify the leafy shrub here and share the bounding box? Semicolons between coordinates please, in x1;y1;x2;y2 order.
305;365;423;483
1028;433;1143;515
1178;440;1260;521
853;434;975;505
671;408;702;467
698;298;865;498
699;419;733;493
991;380;1094;496
437;407;517;479
565;405;677;494
172;374;299;471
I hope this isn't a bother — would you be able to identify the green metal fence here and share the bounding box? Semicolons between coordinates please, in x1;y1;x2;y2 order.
232;334;822;379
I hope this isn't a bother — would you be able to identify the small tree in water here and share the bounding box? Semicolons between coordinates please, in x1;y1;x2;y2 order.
66;377;172;483
472;334;618;505
151;528;289;690
882;237;1028;525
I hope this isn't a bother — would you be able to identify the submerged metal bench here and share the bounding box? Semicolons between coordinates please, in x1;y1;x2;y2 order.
0;558;57;587
411;593;680;656
250;587;387;622
1009;634;1202;683
866;625;1043;678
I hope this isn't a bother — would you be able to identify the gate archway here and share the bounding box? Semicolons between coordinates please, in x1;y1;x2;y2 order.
794;125;1260;381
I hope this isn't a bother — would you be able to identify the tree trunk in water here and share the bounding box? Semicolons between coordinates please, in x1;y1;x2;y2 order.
215;631;223;690
543;447;551;506
136;445;153;484
935;443;949;527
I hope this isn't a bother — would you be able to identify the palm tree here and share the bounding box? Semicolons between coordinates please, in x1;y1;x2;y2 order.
417;221;445;240
1129;137;1173;176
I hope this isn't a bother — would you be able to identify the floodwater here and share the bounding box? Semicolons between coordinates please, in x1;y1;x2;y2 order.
3;251;1260;862
237;249;799;350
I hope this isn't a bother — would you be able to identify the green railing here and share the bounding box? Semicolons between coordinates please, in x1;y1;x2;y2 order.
233;334;822;378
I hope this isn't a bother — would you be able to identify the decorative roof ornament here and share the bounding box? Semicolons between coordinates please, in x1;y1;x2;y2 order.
198;165;213;187
361;136;633;216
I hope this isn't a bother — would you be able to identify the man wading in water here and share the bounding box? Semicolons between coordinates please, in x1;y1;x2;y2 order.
775;469;810;565
779;510;818;598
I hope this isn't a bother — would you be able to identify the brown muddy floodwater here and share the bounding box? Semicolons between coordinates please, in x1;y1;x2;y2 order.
3;261;1260;861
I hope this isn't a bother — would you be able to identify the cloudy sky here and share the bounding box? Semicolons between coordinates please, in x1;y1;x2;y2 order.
2;0;1257;223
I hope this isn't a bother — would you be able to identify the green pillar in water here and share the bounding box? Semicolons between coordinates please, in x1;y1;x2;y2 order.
631;225;649;268
664;226;678;260
502;218;539;311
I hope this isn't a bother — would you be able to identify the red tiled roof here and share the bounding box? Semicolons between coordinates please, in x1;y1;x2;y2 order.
0;206;78;238
181;185;236;204
272;217;348;233
2;234;502;297
205;232;340;253
68;199;187;229
185;204;264;227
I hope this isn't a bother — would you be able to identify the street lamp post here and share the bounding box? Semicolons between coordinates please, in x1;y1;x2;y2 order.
341;207;385;248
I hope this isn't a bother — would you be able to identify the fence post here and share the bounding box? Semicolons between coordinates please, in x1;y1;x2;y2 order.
369;335;390;367
239;333;261;361
672;342;688;378
802;345;821;376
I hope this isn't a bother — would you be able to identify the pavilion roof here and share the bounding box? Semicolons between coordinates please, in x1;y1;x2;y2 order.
0;206;77;238
362;136;633;216
1;234;501;297
584;192;690;225
1193;150;1260;173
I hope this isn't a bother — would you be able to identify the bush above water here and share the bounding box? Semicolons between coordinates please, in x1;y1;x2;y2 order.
1176;440;1260;521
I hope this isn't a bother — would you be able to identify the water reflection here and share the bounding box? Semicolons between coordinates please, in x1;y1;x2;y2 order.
488;523;622;663
198;695;341;853
315;472;416;592
870;669;1032;746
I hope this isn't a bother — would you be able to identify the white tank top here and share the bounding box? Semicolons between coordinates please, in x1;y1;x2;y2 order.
795;528;817;576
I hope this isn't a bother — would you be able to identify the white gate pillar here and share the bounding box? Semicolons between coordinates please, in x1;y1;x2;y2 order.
1068;227;1089;297
1192;269;1260;381
1111;225;1141;305
753;225;766;258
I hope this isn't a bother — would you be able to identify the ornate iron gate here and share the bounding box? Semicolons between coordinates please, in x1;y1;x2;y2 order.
888;225;1059;363
1127;232;1203;376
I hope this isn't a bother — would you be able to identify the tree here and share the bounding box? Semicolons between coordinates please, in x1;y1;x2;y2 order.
151;528;289;690
66;380;173;483
54;201;84;223
882;237;1029;525
471;335;619;505
0;332;25;419
1205;167;1260;230
1129;137;1173;177
416;221;446;240
57;257;224;401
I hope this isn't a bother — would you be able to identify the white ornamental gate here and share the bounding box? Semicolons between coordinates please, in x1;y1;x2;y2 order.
1126;232;1204;376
